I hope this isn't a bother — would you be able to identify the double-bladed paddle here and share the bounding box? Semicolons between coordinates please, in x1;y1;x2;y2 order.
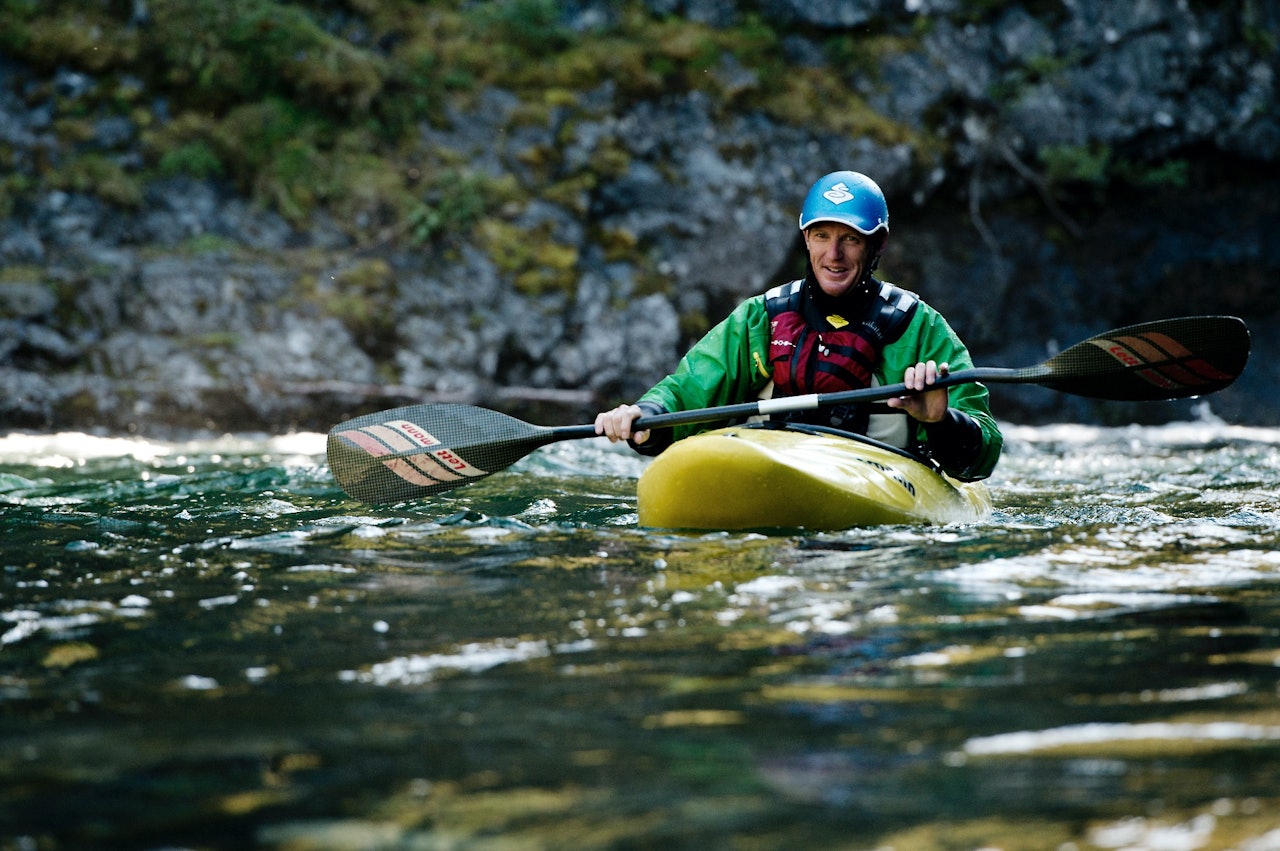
327;315;1250;505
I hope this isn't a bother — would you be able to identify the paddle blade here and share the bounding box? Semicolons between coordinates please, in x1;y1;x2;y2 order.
1038;316;1250;401
327;404;560;504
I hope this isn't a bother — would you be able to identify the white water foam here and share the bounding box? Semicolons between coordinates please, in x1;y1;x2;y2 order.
963;720;1280;756
0;430;327;467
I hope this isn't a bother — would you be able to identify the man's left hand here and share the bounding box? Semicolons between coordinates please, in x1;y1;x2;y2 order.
886;360;949;423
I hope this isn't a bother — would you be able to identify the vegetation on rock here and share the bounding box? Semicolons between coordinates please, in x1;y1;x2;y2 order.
0;0;916;239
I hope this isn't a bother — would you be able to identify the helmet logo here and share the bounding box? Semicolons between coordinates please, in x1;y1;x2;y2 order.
822;182;855;205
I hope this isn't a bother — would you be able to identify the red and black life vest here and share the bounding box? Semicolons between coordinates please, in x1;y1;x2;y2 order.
764;278;918;431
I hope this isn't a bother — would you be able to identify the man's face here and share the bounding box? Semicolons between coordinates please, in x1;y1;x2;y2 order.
804;221;873;299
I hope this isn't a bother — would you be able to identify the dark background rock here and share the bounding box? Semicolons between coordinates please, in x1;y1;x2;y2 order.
0;0;1277;436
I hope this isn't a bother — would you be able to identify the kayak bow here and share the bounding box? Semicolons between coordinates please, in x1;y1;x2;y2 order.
637;424;991;531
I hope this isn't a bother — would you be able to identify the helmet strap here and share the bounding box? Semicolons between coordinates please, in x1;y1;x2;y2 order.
868;232;888;275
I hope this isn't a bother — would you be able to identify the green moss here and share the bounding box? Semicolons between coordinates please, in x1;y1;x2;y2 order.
177;233;239;254
0;0;960;245
147;0;385;112
724;13;782;67
446;11;765;105
598;227;639;264
0;166;28;218
146;98;411;229
158;141;225;181
761;68;915;144
340;258;395;294
407;170;520;245
1;3;139;70
0;265;44;283
306;258;400;358
467;0;575;58
990;48;1083;107
1039;142;1190;194
187;331;242;348
1243;22;1278;55
0;0;34;50
542;174;596;216
210;98;329;223
49;153;143;207
372;47;446;138
632;266;673;301
588;143;632;179
1115;157;1190;189
321;129;412;229
514;244;579;297
477;220;579;297
51;116;96;142
1039;142;1112;185
824;33;893;80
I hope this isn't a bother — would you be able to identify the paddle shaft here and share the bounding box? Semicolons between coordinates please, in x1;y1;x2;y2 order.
629;367;1037;433
327;315;1248;503
455;370;1006;454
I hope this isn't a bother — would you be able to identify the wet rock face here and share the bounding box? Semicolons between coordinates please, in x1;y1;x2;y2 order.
0;3;1277;434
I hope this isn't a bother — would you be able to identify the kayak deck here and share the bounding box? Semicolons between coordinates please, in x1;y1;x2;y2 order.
637;424;991;531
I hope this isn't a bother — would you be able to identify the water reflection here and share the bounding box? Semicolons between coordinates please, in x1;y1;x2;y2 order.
2;423;1280;848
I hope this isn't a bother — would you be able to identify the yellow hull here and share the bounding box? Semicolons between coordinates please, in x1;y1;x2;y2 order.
637;425;992;531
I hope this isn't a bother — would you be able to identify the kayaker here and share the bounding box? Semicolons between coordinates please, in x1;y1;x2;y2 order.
595;170;1003;481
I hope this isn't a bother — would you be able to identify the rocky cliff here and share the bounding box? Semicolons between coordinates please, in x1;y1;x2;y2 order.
2;0;1277;436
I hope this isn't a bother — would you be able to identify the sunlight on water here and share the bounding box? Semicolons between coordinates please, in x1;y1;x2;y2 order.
0;429;326;471
3;419;1280;849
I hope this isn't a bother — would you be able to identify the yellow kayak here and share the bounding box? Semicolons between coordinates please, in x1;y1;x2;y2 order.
637;424;992;531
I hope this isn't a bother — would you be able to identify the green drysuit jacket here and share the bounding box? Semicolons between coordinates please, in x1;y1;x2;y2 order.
638;282;1003;481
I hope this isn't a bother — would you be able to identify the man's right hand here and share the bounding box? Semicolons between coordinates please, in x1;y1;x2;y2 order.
594;404;649;445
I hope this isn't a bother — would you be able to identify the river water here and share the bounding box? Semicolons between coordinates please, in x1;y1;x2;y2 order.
3;412;1280;850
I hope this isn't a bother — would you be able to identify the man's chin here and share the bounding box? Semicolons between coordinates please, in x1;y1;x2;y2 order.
816;276;856;297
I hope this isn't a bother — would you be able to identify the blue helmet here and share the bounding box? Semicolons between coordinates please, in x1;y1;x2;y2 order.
798;171;889;236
